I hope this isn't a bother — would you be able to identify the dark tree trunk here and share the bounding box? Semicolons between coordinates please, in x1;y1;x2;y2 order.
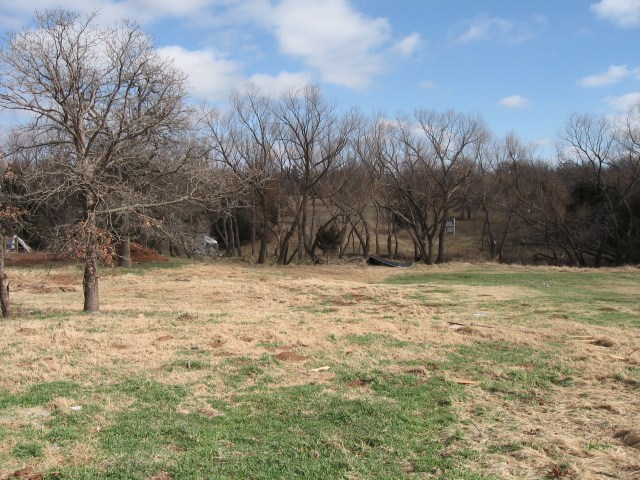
351;221;370;258
233;214;242;257
436;219;446;264
0;236;10;318
119;235;132;267
374;205;381;255
83;254;99;312
257;197;270;264
83;194;100;312
258;230;269;264
251;213;256;257
393;227;399;259
277;204;302;265
222;217;231;257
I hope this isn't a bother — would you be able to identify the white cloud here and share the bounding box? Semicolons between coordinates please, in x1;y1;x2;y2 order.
157;46;242;101
498;95;530;108
578;64;630;87
265;0;391;88
1;0;230;27
419;80;439;90
606;91;640;111
591;0;640;27
391;32;423;57
453;15;513;44
451;14;548;45
2;0;426;93
532;138;553;149
248;71;313;97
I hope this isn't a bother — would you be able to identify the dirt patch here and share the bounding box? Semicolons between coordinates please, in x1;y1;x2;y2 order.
16;327;36;335
5;252;60;267
1;466;47;480
148;471;173;480
275;351;307;362
154;336;173;342
129;243;167;263
614;429;640;449
5;242;165;267
347;379;373;387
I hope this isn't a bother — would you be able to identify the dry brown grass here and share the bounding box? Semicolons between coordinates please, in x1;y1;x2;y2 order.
1;260;639;479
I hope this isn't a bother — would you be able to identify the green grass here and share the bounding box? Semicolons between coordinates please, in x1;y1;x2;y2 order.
12;442;44;459
445;341;573;401
0;381;83;409
291;303;337;315
344;333;412;351
0;375;491;480
388;268;640;328
64;377;485;479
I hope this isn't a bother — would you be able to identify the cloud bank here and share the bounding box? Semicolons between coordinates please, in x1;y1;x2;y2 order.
591;0;640;27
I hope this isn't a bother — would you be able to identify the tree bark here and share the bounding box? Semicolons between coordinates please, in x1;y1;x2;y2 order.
0;236;11;317
233;214;242;257
119;235;132;267
257;198;270;264
374;205;381;255
83;194;100;312
251;212;256;257
119;214;132;267
83;253;99;312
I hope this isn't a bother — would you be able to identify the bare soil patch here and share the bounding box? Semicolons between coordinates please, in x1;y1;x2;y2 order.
5;242;165;267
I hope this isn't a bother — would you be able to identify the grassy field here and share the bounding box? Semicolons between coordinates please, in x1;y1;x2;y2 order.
0;260;639;479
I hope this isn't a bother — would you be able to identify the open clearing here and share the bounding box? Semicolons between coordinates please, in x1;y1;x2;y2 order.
0;260;639;479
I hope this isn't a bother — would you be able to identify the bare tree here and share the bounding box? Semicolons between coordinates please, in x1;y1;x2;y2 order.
0;152;21;317
558;114;628;265
0;10;197;311
271;85;355;264
228;86;279;263
477;134;535;261
413;110;488;262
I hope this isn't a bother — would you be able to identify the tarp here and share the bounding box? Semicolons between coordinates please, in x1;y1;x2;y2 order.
193;235;219;255
367;256;413;268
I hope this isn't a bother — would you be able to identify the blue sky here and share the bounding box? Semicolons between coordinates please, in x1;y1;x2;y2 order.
1;0;639;156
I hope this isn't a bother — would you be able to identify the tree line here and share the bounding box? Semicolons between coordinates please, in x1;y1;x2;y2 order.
1;10;639;314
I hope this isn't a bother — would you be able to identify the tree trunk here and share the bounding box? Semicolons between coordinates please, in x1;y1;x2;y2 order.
393;226;399;259
258;230;269;264
233;214;242;257
0;236;11;318
83;254;99;312
436;220;446;263
351;220;370;258
277;203;303;265
251;213;256;257
257;198;270;264
425;236;434;265
83;194;100;312
297;226;304;260
374;205;380;255
119;235;132;267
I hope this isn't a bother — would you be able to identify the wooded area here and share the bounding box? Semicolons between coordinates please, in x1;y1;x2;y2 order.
1;10;640;312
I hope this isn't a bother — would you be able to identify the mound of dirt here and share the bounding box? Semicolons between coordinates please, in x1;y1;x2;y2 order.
5;243;166;266
129;243;167;263
5;251;60;266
